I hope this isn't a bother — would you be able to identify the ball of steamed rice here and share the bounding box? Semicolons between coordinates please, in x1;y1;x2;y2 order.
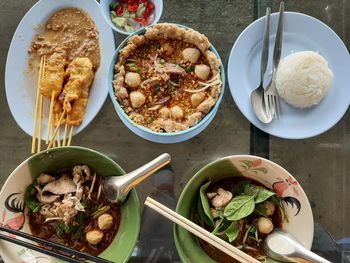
275;51;333;108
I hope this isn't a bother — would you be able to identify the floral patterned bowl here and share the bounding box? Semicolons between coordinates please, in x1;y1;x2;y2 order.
174;155;314;263
0;146;140;263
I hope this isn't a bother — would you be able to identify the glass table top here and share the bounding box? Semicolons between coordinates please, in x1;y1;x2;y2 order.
0;0;349;262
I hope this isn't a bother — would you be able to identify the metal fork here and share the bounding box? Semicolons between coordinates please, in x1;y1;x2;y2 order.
264;1;284;119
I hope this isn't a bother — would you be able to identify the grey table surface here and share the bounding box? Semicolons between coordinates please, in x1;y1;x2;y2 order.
0;0;350;262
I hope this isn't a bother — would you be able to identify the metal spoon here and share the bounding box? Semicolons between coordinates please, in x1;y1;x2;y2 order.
250;7;272;124
264;229;332;263
102;153;171;204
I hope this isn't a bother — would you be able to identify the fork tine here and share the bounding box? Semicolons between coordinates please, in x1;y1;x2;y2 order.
274;96;281;119
272;96;278;119
270;94;276;118
263;93;272;120
268;95;275;118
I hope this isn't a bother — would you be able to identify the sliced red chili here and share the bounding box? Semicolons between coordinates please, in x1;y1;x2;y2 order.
142;11;150;18
140;17;149;26
127;3;139;12
116;5;124;16
147;2;155;10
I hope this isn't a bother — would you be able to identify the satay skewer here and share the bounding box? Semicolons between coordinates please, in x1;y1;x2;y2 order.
51;117;56;148
31;56;45;153
56;114;61;147
67;125;74;146
47;109;66;149
62;122;68;146
37;94;44;152
46;91;55;144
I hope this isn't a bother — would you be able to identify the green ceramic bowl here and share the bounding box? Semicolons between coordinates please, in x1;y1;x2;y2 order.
0;146;140;263
174;155;314;263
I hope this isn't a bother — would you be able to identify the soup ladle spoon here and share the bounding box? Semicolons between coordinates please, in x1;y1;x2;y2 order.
264;229;332;263
102;153;171;204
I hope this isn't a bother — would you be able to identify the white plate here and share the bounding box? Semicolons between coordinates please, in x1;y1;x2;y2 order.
5;0;115;140
228;12;350;139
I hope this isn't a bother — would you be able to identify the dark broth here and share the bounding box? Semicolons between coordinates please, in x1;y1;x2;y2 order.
192;176;283;263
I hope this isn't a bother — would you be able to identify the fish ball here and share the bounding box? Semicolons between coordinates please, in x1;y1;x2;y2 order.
263;201;275;216
97;213;114;231
125;72;141;88
182;48;201;64
130;91;146;108
171;106;183;119
86;229;104;245
159;107;171;119
257;217;274;235
191;92;206;107
195;64;211;80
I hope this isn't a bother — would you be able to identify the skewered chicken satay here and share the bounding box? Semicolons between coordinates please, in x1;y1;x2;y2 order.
67;97;89;126
61;57;94;114
52;101;65;125
40;51;67;98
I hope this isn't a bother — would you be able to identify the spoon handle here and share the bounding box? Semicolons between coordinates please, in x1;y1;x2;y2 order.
123;153;171;193
295;244;332;263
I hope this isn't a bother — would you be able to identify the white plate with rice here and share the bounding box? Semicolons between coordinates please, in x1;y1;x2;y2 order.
228;12;350;139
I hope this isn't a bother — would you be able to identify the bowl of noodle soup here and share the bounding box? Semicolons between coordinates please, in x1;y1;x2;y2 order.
0;146;140;263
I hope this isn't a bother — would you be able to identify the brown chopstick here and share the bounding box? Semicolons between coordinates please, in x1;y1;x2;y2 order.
0;225;113;263
0;232;81;263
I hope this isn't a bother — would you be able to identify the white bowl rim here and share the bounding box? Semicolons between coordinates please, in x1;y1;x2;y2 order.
100;0;164;35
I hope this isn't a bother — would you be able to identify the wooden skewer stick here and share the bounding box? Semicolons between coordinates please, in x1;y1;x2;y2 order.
51;114;56;148
145;197;260;263
67;125;74;146
31;56;45;153
52;115;57;148
36;56;46;153
37;94;44;152
56;114;61;147
47;110;66;149
51;117;56;148
45;91;55;144
62;122;68;146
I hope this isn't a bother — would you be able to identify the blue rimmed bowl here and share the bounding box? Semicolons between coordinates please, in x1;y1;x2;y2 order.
108;23;225;144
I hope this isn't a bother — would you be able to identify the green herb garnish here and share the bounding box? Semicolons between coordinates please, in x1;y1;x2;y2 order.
199;181;214;226
185;65;195;73
25;183;41;213
224;195;255;221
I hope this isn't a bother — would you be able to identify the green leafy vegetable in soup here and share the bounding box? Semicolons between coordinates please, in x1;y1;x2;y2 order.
25;183;41;213
193;177;287;263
